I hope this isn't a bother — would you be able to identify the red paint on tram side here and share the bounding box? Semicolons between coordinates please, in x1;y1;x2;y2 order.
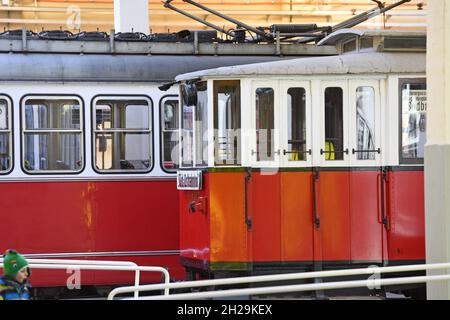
280;172;314;262
179;174;211;265
317;171;351;262
209;172;247;267
178;168;426;274
349;171;383;262
387;170;425;262
0;180;184;287
250;172;282;263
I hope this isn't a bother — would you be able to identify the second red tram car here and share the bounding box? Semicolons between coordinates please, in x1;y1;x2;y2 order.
175;30;427;295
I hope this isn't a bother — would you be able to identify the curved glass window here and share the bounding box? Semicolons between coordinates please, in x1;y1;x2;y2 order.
180;81;208;168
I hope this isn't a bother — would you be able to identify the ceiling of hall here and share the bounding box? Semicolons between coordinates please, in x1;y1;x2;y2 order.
0;0;427;34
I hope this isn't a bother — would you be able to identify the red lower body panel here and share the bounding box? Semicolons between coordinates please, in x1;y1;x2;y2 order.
179;168;425;274
0;180;184;287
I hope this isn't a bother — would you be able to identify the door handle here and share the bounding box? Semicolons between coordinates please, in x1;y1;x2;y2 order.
244;168;253;230
312;168;320;229
320;148;349;155
380;167;389;230
283;149;312;156
352;148;381;155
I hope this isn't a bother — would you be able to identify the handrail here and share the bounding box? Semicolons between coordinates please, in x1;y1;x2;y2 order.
0;258;170;298
126;274;450;300
108;262;450;300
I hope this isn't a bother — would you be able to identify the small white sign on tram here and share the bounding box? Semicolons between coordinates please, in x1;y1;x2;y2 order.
0;104;6;129
404;90;427;113
177;170;203;190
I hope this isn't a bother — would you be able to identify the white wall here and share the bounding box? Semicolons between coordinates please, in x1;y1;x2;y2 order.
114;0;149;33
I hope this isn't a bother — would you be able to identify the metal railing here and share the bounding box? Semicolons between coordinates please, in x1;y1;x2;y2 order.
0;258;171;298
108;262;450;300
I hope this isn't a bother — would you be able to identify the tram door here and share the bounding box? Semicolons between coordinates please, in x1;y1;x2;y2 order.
248;81;283;265
316;80;383;267
248;80;316;267
278;81;315;264
348;80;383;264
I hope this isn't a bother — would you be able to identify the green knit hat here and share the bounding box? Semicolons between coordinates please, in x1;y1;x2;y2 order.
3;249;29;278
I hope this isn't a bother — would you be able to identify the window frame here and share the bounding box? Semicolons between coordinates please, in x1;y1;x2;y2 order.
213;79;242;167
250;80;281;168
20;94;85;175
349;80;381;167
320;81;349;167
159;94;179;173
398;78;427;165
91;95;154;175
280;81;312;168
0;95;13;175
179;80;209;169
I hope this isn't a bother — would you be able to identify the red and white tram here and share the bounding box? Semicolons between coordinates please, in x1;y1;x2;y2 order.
175;30;427;297
0;30;315;296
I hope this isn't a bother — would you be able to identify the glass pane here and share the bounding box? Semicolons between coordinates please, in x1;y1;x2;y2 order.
343;39;357;53
181;84;194;167
24;99;81;130
214;80;241;166
24;133;83;172
95;133;151;171
287;88;306;161
356;87;375;160
256;88;274;162
96;105;112;130
162;100;179;171
0;99;8;130
0;133;10;171
324;87;344;161
163;100;179;130
195;81;208;166
95;99;150;130
401;81;427;160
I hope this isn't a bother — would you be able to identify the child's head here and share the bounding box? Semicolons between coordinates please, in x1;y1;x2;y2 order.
3;249;31;283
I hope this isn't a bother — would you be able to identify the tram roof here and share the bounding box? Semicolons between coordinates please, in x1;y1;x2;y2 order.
175;52;426;81
0;54;299;82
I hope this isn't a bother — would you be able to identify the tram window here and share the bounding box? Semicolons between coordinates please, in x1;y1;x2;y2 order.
400;79;427;163
287;88;307;161
161;98;179;172
343;39;357;53
214;80;241;166
256;88;274;162
180;81;208;168
356;87;375;160
324;88;344;161
94;98;152;173
360;37;374;51
0;98;11;172
23;98;83;173
195;81;208;167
